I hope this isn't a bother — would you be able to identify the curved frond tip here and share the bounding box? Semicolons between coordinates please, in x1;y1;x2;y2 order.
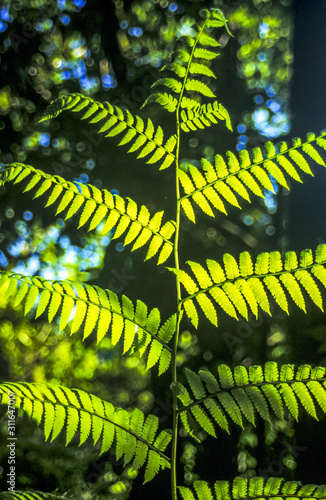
0;271;175;375
179;476;326;500
168;244;326;328
0;382;171;484
176;362;326;439
143;8;231;130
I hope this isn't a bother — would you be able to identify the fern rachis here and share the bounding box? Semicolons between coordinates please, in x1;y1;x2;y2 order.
1;7;326;500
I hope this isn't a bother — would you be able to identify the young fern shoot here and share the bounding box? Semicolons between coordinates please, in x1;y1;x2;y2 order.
1;7;326;500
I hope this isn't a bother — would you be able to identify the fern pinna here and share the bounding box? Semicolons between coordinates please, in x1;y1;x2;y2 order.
1;7;326;500
0;383;171;484
178;477;326;500
175;363;326;438
168;245;326;328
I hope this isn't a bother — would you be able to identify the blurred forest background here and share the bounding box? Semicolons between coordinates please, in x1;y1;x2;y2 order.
0;0;326;498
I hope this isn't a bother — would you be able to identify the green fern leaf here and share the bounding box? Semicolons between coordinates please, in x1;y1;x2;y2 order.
0;272;174;373
183;299;199;328
0;382;171;482
243;386;270;423
292;381;317;418
263;276;288;313
179;477;326;500
231;388;255;424
39;93;175;170
180;101;231;133
302;142;326;165
198;32;220;48
0;163;174;265
162;62;187;78
295;269;323;310
209;287;238;319
279;272;306;311
222;282;248;319
176;132;326;221
189;62;216;78
178;245;326;329
178;362;326;439
307;380;326;413
194;48;218;60
143;93;178;112
261;384;284;420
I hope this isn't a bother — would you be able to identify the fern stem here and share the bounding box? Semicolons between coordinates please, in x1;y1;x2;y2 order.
170;19;211;497
171;18;222;494
170;96;184;500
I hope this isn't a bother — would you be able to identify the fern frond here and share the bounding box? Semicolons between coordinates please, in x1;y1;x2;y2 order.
144;9;230;127
178;476;326;500
167;244;326;327
0;272;175;374
179;132;326;222
0;163;175;264
0;382;171;483
176;362;326;439
40;93;176;170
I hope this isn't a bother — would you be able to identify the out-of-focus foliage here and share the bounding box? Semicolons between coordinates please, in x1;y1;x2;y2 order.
217;0;294;259
0;0;107;168
229;1;293;143
0;214;111;281
116;0;188;70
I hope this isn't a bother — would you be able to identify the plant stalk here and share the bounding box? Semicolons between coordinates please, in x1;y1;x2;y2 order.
171;104;183;500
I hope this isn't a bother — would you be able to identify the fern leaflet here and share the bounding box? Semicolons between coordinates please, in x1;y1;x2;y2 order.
40;93;176;170
175;362;326;439
179;132;326;222
0;163;175;265
0;272;175;374
180;101;232;133
178;476;326;500
0;382;171;483
168;244;326;328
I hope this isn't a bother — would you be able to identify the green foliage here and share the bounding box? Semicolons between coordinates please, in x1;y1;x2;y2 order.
144;8;230;115
179;102;232;133
174;363;326;439
168;245;326;327
0;382;171;484
0;271;174;374
1;6;326;500
0;163;175;264
178;133;326;223
178;476;326;500
40;94;177;171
